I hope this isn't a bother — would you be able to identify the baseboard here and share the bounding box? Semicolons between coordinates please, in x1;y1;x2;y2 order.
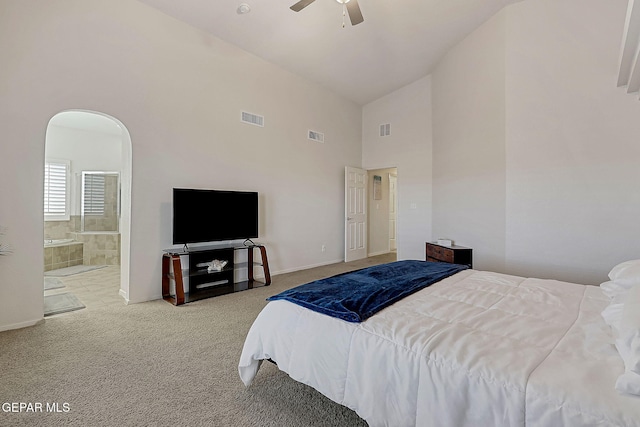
367;250;392;257
118;289;130;305
0;317;45;332
270;258;344;276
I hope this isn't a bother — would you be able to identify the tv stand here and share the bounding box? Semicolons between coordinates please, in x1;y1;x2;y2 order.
161;243;271;305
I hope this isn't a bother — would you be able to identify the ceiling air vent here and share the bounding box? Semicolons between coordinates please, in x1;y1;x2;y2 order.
241;111;264;127
308;130;325;143
379;123;391;137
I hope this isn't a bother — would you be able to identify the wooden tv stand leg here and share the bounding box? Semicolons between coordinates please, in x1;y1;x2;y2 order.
162;253;185;305
247;245;271;288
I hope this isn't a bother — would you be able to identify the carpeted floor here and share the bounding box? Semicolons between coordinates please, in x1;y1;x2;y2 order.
0;253;395;426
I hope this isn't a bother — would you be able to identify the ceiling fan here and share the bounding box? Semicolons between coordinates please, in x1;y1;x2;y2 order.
290;0;364;26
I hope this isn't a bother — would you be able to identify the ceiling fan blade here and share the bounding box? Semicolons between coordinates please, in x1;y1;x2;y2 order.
290;0;316;12
346;0;364;25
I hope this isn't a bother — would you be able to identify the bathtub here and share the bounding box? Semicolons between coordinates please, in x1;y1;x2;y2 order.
44;239;84;272
44;238;75;247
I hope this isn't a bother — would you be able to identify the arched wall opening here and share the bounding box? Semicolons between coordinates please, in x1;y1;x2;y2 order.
44;110;132;304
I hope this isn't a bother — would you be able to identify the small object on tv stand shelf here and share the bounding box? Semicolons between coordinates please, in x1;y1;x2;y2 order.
196;259;228;272
207;260;227;272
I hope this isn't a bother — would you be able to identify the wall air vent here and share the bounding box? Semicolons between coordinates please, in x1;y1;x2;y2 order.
380;123;391;137
308;130;325;143
241;111;264;127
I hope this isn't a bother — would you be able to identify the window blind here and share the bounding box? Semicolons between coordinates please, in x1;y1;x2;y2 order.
83;174;105;215
44;162;68;217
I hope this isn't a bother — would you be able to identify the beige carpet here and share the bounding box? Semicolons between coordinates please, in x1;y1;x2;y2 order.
0;253;395;426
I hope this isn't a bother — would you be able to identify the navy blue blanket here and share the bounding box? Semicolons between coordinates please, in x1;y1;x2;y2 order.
267;260;468;323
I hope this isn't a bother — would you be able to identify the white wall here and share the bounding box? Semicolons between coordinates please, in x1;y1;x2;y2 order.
46;123;122;216
431;0;640;284
0;0;361;331
503;0;640;283
362;76;433;261
46;126;122;173
431;10;507;273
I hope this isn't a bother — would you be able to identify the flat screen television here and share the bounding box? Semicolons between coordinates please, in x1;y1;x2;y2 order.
172;188;258;245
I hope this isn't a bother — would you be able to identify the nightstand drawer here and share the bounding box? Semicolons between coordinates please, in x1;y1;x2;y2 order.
426;245;453;262
425;242;473;268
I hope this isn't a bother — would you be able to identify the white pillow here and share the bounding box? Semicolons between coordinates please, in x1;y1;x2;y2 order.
600;281;631;302
615;370;640;396
608;259;640;287
615;332;639;370
614;285;640;396
620;286;640;372
630;331;640;374
602;303;624;336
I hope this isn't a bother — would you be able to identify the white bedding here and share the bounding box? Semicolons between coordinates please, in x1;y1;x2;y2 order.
239;269;640;426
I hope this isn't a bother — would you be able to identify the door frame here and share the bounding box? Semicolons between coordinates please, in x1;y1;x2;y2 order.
344;166;368;262
388;172;398;252
345;166;399;262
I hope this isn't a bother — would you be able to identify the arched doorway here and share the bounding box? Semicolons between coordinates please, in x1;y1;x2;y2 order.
43;110;131;311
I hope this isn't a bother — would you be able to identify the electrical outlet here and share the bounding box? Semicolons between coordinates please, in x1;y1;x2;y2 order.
321;245;326;252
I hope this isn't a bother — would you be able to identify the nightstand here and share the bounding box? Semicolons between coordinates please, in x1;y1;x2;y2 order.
426;242;472;268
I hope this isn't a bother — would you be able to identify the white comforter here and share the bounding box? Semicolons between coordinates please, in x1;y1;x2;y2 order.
239;270;640;426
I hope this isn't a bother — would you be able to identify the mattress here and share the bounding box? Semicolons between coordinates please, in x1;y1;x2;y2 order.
239;269;640;426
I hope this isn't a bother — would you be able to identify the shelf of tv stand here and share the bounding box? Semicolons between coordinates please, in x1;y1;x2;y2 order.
161;243;271;306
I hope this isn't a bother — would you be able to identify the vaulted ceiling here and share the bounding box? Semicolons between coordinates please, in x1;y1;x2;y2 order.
137;0;523;105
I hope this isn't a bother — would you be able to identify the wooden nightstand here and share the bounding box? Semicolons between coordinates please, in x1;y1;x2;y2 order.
426;242;472;268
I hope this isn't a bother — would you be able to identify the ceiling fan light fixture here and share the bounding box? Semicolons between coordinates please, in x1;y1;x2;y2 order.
290;0;363;26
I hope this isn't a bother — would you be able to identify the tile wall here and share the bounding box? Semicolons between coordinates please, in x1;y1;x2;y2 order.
44;217;121;269
70;232;120;265
44;242;84;272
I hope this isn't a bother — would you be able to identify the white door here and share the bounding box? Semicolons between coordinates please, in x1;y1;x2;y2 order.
389;173;397;252
345;166;367;262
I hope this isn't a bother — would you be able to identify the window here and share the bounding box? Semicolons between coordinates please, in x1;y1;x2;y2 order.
44;159;70;221
82;173;105;216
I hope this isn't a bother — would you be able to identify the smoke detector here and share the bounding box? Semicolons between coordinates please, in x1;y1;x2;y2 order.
237;3;251;14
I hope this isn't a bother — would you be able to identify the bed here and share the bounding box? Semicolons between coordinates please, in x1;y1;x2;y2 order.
238;260;640;426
